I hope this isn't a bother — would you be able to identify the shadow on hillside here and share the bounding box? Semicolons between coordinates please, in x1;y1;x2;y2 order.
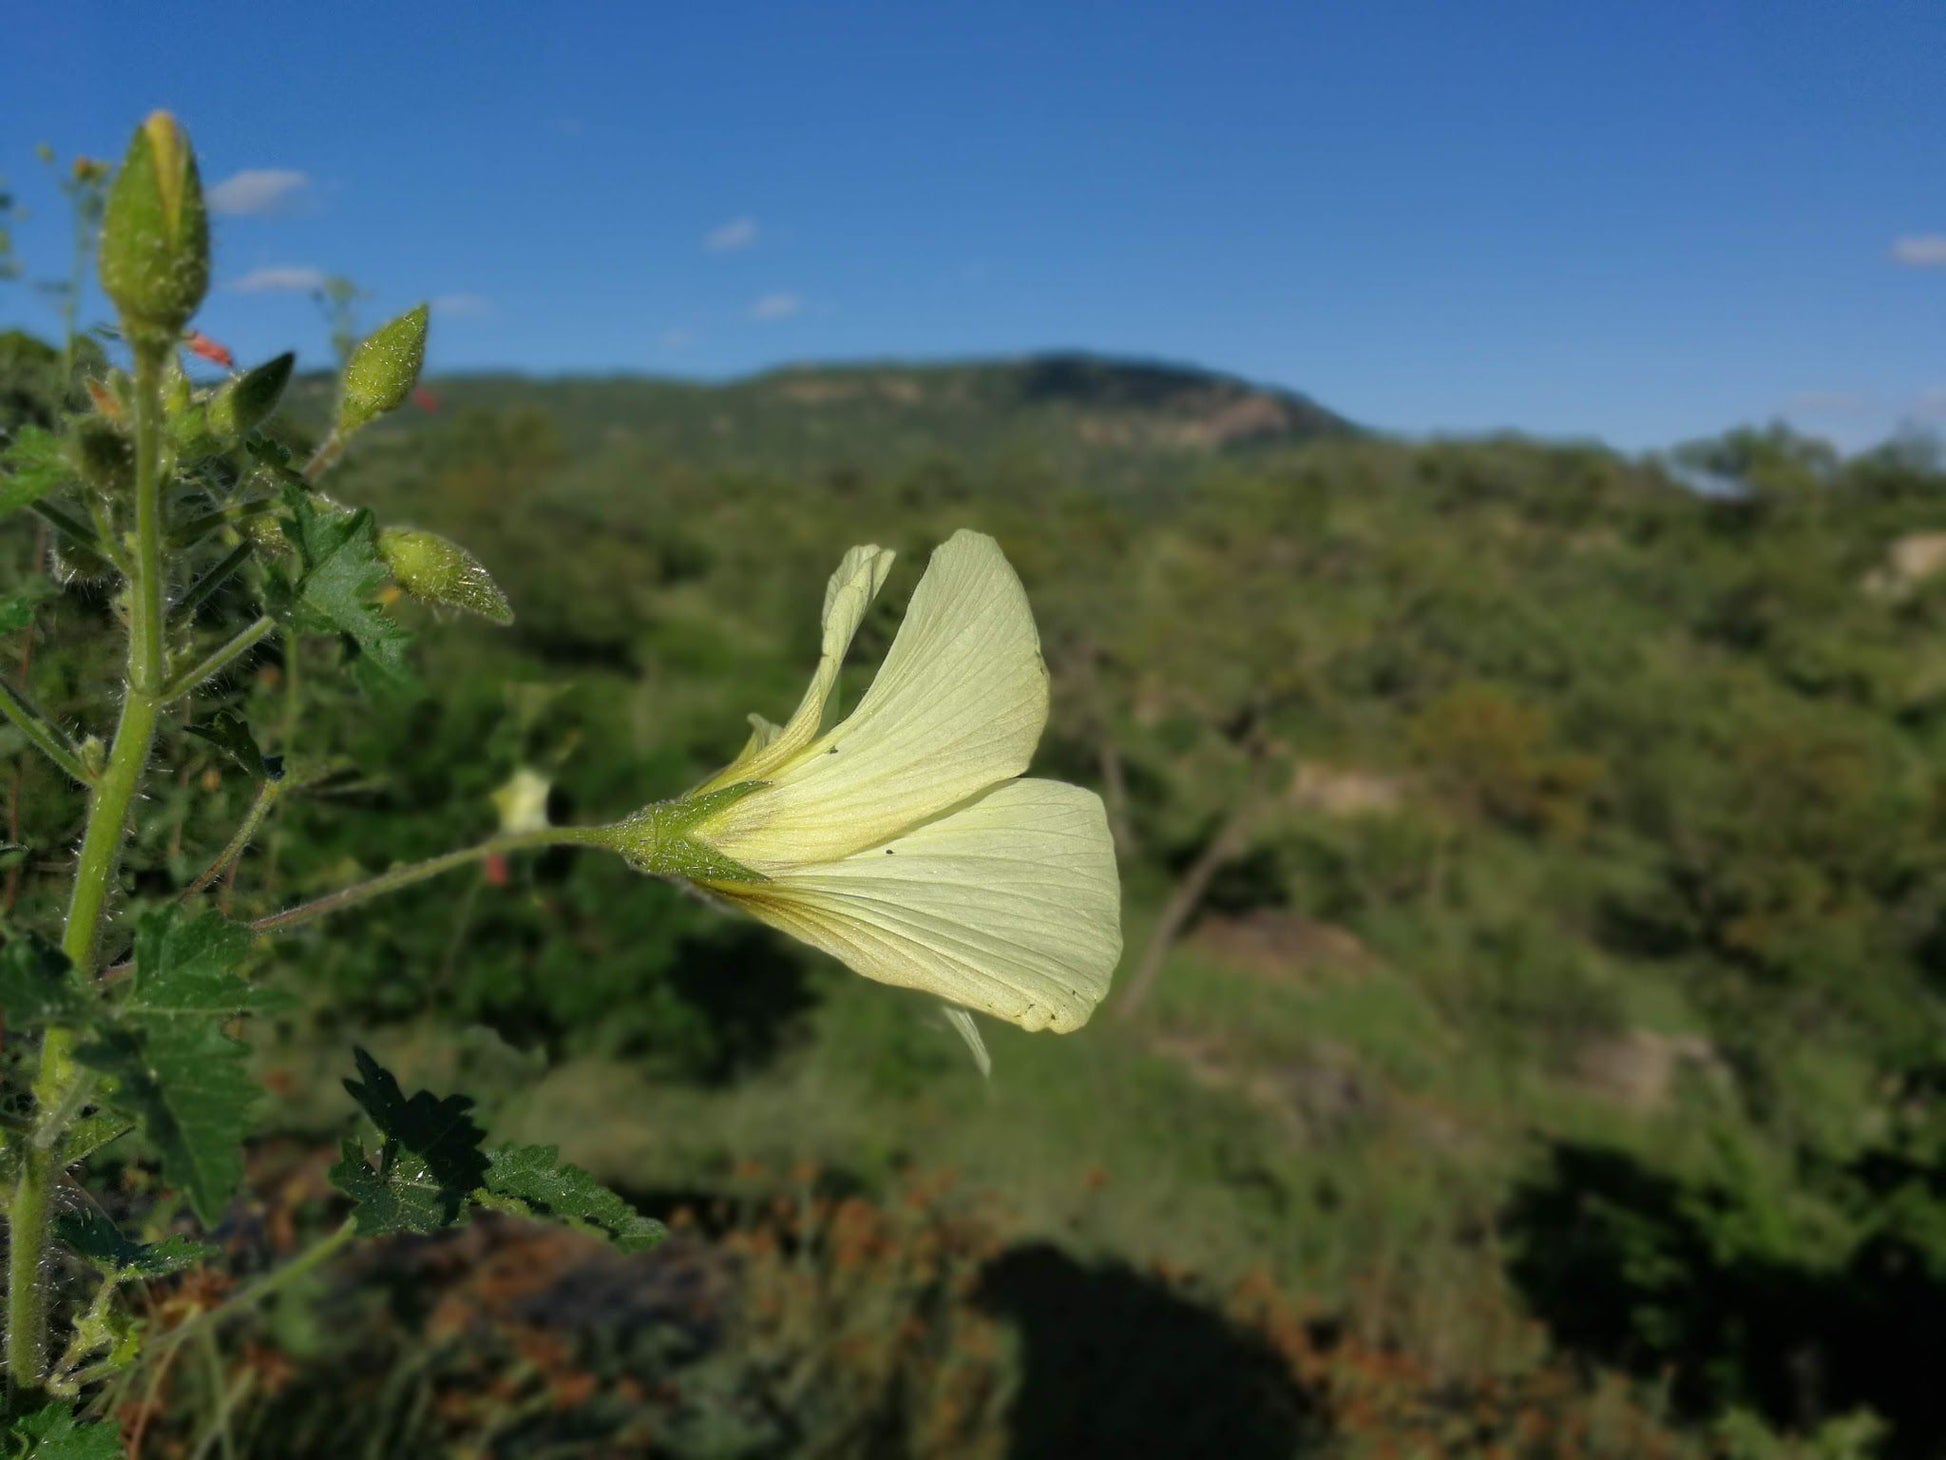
1503;1142;1946;1456
976;1243;1319;1459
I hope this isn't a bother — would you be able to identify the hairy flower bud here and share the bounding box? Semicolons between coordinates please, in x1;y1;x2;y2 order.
378;526;513;625
338;305;429;434
69;417;134;496
207;352;294;440
98;112;209;352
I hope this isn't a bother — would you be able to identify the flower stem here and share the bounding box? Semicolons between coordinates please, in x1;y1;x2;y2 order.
161;616;276;703
9;342;171;1394
186;778;283;897
142;1217;357;1363
250;827;602;937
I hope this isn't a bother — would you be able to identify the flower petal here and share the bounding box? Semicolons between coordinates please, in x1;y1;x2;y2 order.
719;779;1121;1033
700;544;895;791
704;530;1049;869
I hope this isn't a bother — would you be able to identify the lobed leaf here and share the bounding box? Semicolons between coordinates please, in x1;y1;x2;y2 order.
0;426;73;518
54;1207;215;1279
0;934;88;1027
74;908;269;1224
481;1144;666;1253
6;1404;122;1459
334;1048;489;1236
265;483;414;694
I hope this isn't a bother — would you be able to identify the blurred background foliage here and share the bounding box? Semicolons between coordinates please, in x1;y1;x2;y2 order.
5;331;1946;1456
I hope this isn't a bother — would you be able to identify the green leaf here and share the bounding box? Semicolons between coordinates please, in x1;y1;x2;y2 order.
0;427;73;518
7;1404;122;1459
74;908;267;1224
481;1144;666;1253
0;934;88;1027
332;1048;488;1237
187;711;283;782
265;484;414;694
54;1206;215;1279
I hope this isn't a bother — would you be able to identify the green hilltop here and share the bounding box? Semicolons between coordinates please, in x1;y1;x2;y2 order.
286;350;1355;493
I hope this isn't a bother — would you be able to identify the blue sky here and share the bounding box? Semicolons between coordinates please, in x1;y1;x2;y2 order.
2;0;1943;452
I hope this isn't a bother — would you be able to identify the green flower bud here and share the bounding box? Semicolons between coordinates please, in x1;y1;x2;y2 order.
337;305;428;434
98;112;210;352
378;526;512;625
207;352;294;440
69;417;134;496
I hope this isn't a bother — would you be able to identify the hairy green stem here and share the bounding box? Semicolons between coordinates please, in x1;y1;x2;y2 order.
142;1217;356;1363
161;616;275;702
186;778;283;897
0;674;89;784
168;497;275;550
171;541;255;625
10;343;171;1394
250;827;601;936
300;431;344;482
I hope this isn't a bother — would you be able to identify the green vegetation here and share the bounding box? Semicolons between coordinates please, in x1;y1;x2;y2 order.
6;139;1946;1459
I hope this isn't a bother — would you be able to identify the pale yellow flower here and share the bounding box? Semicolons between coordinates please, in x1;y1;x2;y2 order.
603;530;1121;1034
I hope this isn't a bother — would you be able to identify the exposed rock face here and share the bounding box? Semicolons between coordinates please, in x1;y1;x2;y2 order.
1865;531;1946;597
1187;910;1377;982
1572;1029;1725;1110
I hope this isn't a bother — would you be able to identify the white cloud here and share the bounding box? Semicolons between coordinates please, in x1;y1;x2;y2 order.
748;292;802;321
230;265;329;294
660;328;694;349
1891;235;1946;267
431;293;491;318
704;217;759;252
207;169;310;217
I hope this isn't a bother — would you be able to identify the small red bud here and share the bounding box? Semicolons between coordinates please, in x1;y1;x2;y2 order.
186;331;235;369
483;853;511;887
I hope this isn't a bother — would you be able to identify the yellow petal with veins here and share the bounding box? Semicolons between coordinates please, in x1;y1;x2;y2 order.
716;779;1120;1033
701;531;1049;872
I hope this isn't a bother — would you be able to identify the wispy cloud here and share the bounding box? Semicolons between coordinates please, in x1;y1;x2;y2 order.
705;217;759;252
1891;235;1946;267
748;292;802;321
230;265;329;294
431;293;492;318
207;169;310;217
660;328;694;349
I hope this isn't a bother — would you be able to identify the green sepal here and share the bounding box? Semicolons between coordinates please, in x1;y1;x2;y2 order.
332;1047;488;1237
596;782;770;884
207;351;295;440
54;1207;215;1280
478;1144;666;1253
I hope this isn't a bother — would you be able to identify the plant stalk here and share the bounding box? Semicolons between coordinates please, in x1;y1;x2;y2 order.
9;342;171;1393
0;675;89;785
250;827;600;937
